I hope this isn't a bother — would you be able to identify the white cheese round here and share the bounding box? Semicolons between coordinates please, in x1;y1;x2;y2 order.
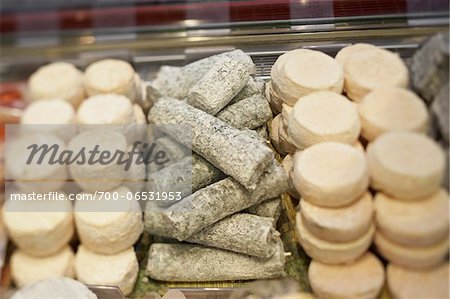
335;43;377;66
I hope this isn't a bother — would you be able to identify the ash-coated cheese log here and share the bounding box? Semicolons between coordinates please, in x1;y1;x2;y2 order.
308;253;385;299
367;131;445;200
74;187;143;255
334;43;377;66
300;192;373;243
187;55;254;115
296;212;374;264
374;231;448;269
144;161;289;240
146;241;286;282
292;142;369;207
358;87;429;141
84;59;140;102
186;213;281;258
254;125;269;141
344;47;409;102
75;246;139;296
2;198;74;257
216;94;272;130
148;98;274;189
147;154;225;207
288;91;360;149
28;62;85;107
374;190;449;246
246;198;282;222
154;136;190;167
271;49;344;106
11;278;98;299
230;76;265;104
387;262;449;299
11;246;75;288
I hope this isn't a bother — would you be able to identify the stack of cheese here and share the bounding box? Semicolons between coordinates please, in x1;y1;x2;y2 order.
4;59;146;296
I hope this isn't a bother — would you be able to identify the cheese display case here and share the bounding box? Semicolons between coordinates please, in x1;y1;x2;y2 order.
0;1;449;298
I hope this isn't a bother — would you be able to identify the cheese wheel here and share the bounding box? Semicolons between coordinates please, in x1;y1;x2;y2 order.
68;129;128;192
28;62;85;107
288;91;360;149
296;212;374;264
387;262;449;299
5;133;68;192
277;293;316;299
75;246;139;296
11;277;98;299
282;154;301;199
278;121;297;155
367;131;445;200
266;81;283;113
162;290;187;299
308;253;384;299
300;192;374;243
335;43;377;66
281;103;293;127
271;49;344;106
269;114;286;155
74;187;143;255
375;190;449;246
292;142;369;207
76;94;135;126
11;246;75;288
374;231;448;269
358;88;429;141
21;100;76;141
84;59;138;102
3;198;74;257
344;48;409;102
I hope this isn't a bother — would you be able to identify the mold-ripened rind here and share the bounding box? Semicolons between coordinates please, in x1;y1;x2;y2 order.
229;77;265;104
187;213;280;258
146;241;286;282
148;98;274;190
217;94;272;130
246;198;282;223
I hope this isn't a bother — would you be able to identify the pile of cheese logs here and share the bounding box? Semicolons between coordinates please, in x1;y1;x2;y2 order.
268;45;448;299
144;50;289;282
3;59;147;296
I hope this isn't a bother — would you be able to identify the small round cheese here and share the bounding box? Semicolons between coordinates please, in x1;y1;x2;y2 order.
300;192;373;243
271;49;344;106
281;103;293;127
162;290;187;299
292;142;369;207
367;131;445;200
344;48;409;102
387;262;449;299
308;252;384;299
74;187;143;255
77;94;135;125
277;293;316;299
11;246;75;288
75;245;139;296
84;59;138;102
358;88;429;141
288;91;360;149
270;114;285;155
266;81;283;113
374;231;448;269
3;198;74;257
335;43;377;66
28;62;86;107
278;121;297;155
375;190;449;246
11;277;98;299
296;212;374;264
282;154;301;199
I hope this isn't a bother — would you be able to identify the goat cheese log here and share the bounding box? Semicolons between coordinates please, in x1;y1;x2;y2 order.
148;98;274;189
144;161;289;240
216;94;272;130
246;198;282;222
387;262;449;299
74;187;143;255
75;246;139;296
147;154;225;206
308;253;384;299
11;246;75;288
146;241;286;282
367;131;445;200
187;55;254;115
28;62;85;107
358;87;428;141
84;59;141;103
2;198;74;257
186;213;280;258
230;77;265;104
11;278;98;299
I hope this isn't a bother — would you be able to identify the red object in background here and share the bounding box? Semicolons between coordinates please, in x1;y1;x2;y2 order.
0;83;24;141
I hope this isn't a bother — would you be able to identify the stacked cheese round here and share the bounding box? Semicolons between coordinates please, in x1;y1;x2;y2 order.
28;62;86;108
